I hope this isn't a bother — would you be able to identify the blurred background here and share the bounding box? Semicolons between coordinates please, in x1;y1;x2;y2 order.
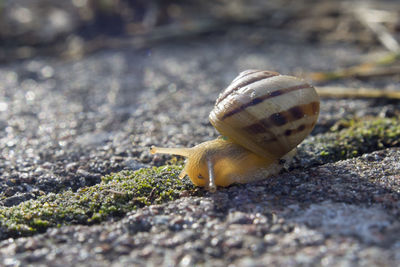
1;0;399;65
1;0;400;183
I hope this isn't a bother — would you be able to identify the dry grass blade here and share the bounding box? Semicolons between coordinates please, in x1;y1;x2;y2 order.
317;86;400;100
310;63;400;81
354;6;400;53
310;3;400;82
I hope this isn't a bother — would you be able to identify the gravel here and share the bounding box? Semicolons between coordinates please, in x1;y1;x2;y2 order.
0;3;399;265
1;28;395;204
1;148;399;266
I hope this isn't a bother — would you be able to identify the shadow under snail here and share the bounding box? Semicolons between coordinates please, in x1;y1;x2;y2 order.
151;70;320;191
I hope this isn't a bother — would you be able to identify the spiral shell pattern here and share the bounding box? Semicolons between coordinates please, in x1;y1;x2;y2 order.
209;70;320;159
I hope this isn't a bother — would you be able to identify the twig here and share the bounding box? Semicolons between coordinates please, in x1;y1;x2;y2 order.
311;4;400;82
354;7;400;53
310;64;400;81
317;86;400;100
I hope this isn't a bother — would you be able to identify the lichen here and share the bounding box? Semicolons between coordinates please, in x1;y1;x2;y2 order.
0;166;196;240
2;118;400;241
297;117;400;167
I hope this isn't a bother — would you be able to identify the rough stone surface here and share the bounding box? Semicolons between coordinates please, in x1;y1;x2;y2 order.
1;27;385;204
1;148;399;266
1;0;400;266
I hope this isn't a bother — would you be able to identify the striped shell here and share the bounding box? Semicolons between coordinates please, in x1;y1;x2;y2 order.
209;70;319;159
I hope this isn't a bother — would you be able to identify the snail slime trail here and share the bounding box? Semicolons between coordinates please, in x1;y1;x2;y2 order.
151;70;319;191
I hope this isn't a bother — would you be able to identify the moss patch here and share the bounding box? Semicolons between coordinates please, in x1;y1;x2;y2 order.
297;117;400;167
0;166;196;240
2;117;400;241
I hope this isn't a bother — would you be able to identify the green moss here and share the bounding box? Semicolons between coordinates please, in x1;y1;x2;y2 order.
298;117;400;166
2;117;399;240
0;166;196;240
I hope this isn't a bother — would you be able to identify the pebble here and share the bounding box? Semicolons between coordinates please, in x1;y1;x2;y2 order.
0;1;399;266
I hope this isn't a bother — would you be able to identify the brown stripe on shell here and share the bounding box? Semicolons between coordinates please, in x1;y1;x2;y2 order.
260;123;315;144
311;101;320;114
269;112;287;126
221;84;312;120
284;129;292;136
231;70;262;83
242;101;319;134
216;71;279;105
288;106;304;119
297;124;306;132
244;120;271;134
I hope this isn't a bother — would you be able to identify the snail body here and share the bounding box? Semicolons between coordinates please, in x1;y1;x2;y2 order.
151;70;319;191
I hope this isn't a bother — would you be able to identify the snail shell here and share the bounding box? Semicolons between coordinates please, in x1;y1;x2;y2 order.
210;70;319;159
151;70;319;191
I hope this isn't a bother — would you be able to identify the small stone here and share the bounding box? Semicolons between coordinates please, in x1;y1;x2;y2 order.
227;211;252;225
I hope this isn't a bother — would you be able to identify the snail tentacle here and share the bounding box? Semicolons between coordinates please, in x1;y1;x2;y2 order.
150;70;320;190
207;158;217;192
150;146;191;157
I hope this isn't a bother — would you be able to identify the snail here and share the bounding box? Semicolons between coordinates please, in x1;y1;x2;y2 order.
151;70;320;191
